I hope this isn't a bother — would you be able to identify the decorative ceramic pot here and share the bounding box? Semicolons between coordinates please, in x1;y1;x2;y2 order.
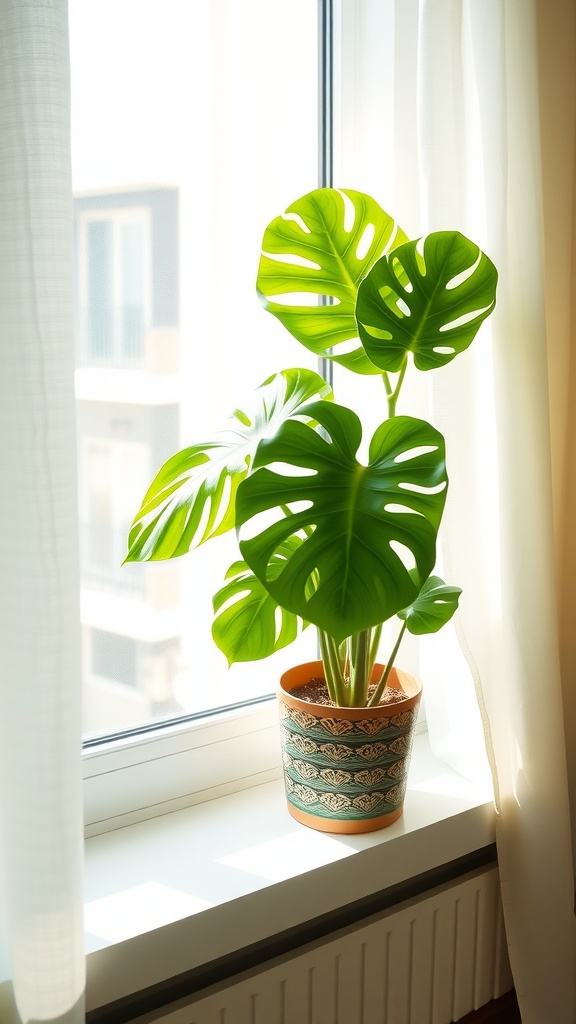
278;660;422;834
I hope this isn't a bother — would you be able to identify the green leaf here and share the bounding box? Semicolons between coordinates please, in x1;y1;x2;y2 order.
398;574;462;634
356;231;498;372
212;538;309;665
236;402;448;644
257;188;409;374
125;368;333;562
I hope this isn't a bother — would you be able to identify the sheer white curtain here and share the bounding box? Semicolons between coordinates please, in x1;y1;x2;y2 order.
417;1;576;1021
0;2;85;1023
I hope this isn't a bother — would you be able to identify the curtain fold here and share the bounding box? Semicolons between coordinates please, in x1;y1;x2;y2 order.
0;2;85;1022
536;0;576;873
418;1;576;1020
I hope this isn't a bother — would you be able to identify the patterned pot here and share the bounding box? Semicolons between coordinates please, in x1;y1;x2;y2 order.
278;660;422;834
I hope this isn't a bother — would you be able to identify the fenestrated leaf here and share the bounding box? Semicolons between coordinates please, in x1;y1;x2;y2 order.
257;188;409;374
212;537;310;665
356;231;498;372
398;574;462;635
236;401;448;644
125;368;333;562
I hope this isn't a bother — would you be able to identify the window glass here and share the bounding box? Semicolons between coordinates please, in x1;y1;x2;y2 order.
70;0;319;739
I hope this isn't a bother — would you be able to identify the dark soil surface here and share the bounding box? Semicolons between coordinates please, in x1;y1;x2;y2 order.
294;678;406;708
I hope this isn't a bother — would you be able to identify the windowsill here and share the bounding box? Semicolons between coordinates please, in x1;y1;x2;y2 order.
84;732;496;1015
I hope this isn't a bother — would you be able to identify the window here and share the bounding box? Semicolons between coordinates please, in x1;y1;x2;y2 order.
73;1;435;830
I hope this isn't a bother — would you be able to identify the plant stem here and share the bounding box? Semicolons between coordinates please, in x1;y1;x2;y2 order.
367;623;382;677
350;629;370;706
367;621;407;707
339;638;349;680
385;354;407;413
382;357;408;418
318;630;348;705
382;371;394;405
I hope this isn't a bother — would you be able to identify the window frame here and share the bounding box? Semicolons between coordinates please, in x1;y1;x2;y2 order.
78;0;434;835
83;696;281;836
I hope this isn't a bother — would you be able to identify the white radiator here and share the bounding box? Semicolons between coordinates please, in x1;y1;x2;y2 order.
135;866;512;1024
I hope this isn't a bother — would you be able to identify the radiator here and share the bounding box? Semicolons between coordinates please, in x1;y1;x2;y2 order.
135;866;512;1024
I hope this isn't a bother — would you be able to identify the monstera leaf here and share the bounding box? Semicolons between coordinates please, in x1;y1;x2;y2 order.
356;231;498;372
257;188;409;374
236;401;448;644
125;368;332;562
398;574;462;634
212;537;310;665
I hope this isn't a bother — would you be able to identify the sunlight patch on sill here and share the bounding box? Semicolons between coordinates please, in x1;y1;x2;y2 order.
85;881;213;944
410;771;494;801
217;828;354;883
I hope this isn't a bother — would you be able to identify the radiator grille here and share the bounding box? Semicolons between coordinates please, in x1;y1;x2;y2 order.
134;866;511;1024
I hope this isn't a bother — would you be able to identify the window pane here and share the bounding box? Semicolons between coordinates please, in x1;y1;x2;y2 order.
92;630;137;689
70;0;319;739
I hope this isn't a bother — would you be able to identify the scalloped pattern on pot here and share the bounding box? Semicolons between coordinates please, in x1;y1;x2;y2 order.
279;701;418;824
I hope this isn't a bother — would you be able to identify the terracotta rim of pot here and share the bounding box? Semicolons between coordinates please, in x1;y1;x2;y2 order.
278;659;422;719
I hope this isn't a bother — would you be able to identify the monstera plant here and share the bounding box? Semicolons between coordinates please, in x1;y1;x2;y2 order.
126;188;497;709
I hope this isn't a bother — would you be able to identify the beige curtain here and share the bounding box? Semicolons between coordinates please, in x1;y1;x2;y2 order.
0;1;85;1022
538;0;576;868
418;0;576;1020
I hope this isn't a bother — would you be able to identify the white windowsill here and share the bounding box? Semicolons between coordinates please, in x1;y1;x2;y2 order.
84;732;496;1014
